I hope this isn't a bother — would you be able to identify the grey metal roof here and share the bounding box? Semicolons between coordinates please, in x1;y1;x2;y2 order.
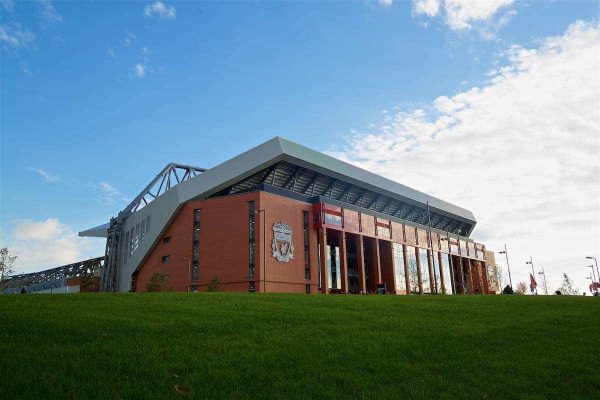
81;136;476;238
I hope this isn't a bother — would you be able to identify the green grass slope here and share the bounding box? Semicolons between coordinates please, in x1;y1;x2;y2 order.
0;293;598;399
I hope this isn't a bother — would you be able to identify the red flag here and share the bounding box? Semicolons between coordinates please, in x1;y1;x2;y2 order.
530;273;537;293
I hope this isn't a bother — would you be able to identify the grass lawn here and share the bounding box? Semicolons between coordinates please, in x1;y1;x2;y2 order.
0;293;598;399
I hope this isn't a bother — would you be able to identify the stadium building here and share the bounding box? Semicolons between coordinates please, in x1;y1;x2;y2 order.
78;137;495;295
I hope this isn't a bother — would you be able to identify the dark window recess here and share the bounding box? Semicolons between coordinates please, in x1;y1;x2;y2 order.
305;284;311;294
249;281;256;292
303;211;311;280
163;236;171;244
248;202;256;278
161;255;170;264
192;209;200;281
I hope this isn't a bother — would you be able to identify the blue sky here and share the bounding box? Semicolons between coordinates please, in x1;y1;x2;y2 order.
1;1;599;293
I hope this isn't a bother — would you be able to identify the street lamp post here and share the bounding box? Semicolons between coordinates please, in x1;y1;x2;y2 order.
586;256;599;284
526;256;537;295
256;209;267;293
181;257;191;292
498;244;513;290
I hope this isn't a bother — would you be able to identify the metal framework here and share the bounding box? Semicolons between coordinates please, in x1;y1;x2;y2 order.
100;163;205;291
211;161;473;235
0;257;104;294
124;163;206;214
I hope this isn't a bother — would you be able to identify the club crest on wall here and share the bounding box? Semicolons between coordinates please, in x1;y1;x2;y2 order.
272;221;294;262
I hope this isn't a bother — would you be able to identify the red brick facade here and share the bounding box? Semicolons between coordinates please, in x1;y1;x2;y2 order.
134;191;494;295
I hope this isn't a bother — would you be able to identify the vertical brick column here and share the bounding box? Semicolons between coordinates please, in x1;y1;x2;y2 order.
465;258;474;294
480;261;490;294
356;235;366;294
319;227;328;294
339;231;349;293
454;256;464;294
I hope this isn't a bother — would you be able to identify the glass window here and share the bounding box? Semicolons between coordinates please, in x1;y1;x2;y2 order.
419;248;431;294
129;228;134;256
146;215;151;234
248;202;256;278
249;281;256;292
192;209;200;281
303;211;310;280
134;223;140;251
406;246;419;294
140;219;146;243
440;253;454;295
161;255;170;264
163;236;171;244
392;243;407;294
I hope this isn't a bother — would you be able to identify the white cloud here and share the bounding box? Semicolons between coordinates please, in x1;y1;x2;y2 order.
124;30;136;47
132;47;151;79
413;0;439;17
133;63;146;78
94;181;126;204
378;0;393;6
331;20;600;294
8;218;102;272
27;166;60;182
143;1;176;20
0;22;34;49
37;0;63;26
413;0;515;31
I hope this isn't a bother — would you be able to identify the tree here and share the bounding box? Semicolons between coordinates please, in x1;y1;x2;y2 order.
515;281;527;295
146;271;173;292
0;247;18;290
557;273;579;295
207;275;222;292
494;265;504;291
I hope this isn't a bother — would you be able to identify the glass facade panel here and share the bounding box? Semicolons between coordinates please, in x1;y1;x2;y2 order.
406;246;419;294
440;253;453;294
419;248;431;294
326;243;341;290
392;243;407;294
432;251;441;294
347;240;359;292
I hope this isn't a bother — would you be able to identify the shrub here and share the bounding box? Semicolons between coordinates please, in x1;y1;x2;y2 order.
207;276;221;292
146;271;173;292
502;285;514;295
